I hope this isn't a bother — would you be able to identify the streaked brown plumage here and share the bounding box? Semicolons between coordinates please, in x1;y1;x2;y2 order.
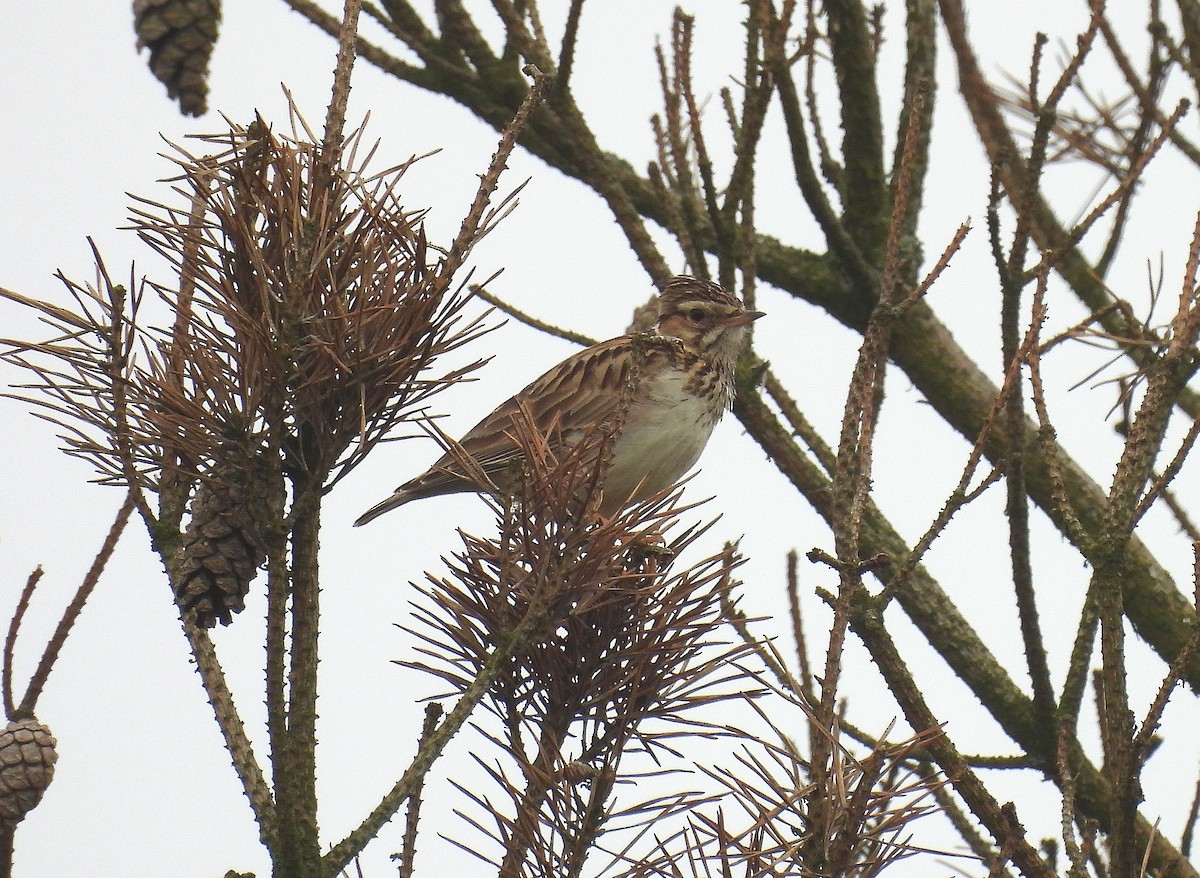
354;276;762;525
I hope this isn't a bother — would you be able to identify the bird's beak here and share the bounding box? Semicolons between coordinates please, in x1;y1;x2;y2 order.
723;309;766;327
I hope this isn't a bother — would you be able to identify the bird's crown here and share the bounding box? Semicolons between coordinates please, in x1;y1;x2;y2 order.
655;276;743;318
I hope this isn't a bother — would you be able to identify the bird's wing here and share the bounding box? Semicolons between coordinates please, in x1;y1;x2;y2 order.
397;334;685;502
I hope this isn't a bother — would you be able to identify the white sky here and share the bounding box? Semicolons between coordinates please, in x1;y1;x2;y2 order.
3;2;1200;875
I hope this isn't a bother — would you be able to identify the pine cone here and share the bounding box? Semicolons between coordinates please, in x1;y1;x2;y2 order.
176;458;271;628
133;0;222;116
0;718;57;828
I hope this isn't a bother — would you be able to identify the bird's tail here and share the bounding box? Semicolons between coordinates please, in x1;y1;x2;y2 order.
353;490;411;527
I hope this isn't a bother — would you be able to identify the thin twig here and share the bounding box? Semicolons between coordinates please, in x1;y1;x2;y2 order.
1183;766;1200;857
469;284;597;348
321;0;363;173
1130;413;1200;530
763;368;835;475
16;491;137;718
552;0;586;102
1065;100;1190;252
2;569;43;719
784;549;812;694
182;617;279;847
395;702;443;878
1131;543;1200;760
1059;722;1090;878
439;64;550;285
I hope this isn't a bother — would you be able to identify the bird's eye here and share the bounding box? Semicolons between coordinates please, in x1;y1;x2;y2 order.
686;308;706;323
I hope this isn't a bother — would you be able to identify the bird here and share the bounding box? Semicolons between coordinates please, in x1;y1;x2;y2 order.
354;275;763;526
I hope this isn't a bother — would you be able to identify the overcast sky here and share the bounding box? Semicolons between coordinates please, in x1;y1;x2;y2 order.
4;2;1200;876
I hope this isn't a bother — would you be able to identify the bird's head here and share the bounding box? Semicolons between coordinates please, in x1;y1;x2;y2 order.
653;276;764;361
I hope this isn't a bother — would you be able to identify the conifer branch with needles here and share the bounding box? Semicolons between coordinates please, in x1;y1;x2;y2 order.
0;6;553;870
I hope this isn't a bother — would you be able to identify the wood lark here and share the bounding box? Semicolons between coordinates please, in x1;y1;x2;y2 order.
354;276;763;525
